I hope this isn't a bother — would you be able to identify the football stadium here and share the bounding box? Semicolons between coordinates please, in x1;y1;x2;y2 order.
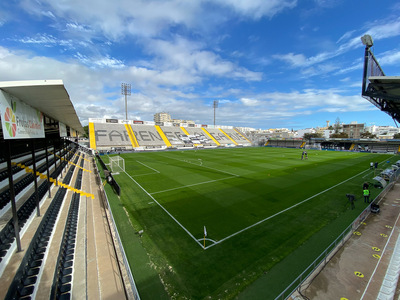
1;37;400;300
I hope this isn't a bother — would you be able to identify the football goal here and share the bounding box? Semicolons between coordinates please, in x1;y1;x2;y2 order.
109;156;125;173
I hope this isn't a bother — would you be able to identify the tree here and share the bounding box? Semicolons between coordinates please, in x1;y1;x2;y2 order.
360;131;377;139
334;117;341;133
330;132;349;138
303;132;323;140
393;133;400;139
83;125;89;138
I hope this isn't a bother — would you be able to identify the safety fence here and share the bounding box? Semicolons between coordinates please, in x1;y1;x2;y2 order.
275;168;400;300
92;157;140;300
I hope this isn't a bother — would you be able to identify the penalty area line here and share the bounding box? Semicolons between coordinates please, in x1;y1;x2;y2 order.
136;160;160;173
160;154;240;177
205;166;374;249
122;169;203;248
150;176;237;195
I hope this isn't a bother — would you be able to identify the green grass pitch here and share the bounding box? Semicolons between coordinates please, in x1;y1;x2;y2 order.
98;147;396;299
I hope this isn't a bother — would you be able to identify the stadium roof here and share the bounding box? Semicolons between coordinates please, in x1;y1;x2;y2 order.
363;76;400;124
0;79;83;134
361;43;400;125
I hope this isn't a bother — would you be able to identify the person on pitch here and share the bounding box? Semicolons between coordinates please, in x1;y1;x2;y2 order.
363;188;370;203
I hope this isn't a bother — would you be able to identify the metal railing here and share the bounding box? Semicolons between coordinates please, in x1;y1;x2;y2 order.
92;158;140;300
275;168;400;300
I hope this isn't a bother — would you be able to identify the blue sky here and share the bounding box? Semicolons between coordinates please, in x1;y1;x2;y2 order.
1;0;400;129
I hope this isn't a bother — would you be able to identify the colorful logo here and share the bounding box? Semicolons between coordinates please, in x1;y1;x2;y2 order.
4;101;17;137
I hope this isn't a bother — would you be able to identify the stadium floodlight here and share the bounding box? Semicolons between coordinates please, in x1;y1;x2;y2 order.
361;34;373;48
213;100;219;127
121;83;131;120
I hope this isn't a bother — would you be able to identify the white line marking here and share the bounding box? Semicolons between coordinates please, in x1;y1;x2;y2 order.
197;238;217;244
204;167;374;249
136;160;160;173
125;154;397;250
132;172;159;177
151;176;236;195
362;172;373;179
360;211;400;300
122;169;203;248
160;154;240;177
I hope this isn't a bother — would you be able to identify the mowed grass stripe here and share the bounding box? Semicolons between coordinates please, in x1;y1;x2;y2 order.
119;149;383;241
103;148;396;299
123;154;234;194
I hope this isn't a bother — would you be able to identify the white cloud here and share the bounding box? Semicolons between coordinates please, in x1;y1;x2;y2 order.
240;98;260;106
17;0;299;41
366;17;400;40
147;37;262;81
0;45;375;128
272;16;400;79
213;0;298;19
75;52;125;69
379;50;400;66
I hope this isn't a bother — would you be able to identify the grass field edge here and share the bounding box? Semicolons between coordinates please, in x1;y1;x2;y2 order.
95;158;170;300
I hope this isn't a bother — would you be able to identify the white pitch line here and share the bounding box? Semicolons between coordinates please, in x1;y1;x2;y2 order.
204;166;375;250
122;170;203;248
132;172;159;177
136;160;160;173
360;211;400;300
160;154;240;177
151;176;236;195
124;155;396;250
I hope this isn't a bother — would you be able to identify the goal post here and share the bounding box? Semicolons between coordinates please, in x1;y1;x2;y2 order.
109;156;125;173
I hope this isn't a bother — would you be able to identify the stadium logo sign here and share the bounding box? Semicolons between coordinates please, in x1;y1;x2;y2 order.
4;101;17;137
0;90;45;139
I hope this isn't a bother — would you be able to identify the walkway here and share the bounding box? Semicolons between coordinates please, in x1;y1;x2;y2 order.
0;153;130;299
296;181;400;300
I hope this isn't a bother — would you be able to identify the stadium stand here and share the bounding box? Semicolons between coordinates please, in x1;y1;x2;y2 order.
183;127;217;147
266;139;304;148
89;119;253;150
0;81;131;299
158;125;186;147
91;123;133;150
131;124;168;148
3;78;400;299
230;128;252;145
50;161;84;299
204;128;236;146
369;142;399;153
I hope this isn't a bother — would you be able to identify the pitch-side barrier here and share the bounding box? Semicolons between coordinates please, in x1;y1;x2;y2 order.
93;157;140;300
275;168;400;300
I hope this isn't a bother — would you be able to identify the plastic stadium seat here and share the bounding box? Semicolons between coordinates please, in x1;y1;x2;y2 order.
23;276;37;286
57;292;71;300
59;275;72;284
61;268;73;276
59;283;71;293
17;285;34;297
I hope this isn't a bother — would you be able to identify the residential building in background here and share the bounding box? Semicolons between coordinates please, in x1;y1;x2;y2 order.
342;122;365;139
365;125;400;139
154;112;172;123
154;112;195;125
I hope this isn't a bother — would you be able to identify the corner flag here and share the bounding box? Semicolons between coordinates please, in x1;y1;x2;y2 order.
203;226;207;248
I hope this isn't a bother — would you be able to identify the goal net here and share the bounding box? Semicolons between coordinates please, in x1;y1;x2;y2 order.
109;156;125;173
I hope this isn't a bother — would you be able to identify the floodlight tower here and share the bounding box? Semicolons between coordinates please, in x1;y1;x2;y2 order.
213;100;219;127
121;83;131;120
361;35;373;92
361;34;373;49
